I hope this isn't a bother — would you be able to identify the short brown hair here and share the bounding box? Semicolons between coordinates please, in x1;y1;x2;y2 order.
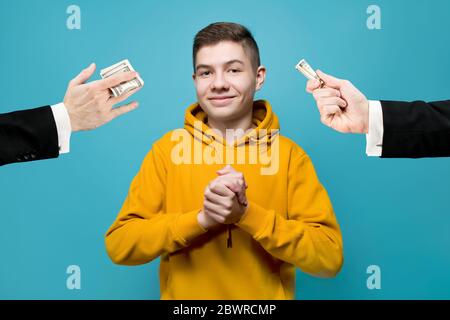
193;22;261;72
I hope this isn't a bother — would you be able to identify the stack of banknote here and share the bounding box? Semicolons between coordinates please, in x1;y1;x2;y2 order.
100;59;144;97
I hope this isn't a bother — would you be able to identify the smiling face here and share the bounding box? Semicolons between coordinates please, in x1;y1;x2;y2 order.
193;41;266;125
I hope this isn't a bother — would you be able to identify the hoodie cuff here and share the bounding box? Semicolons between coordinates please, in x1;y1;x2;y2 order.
236;201;273;239
174;209;209;245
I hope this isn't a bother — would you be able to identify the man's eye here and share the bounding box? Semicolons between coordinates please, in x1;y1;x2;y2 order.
229;69;241;73
200;71;210;76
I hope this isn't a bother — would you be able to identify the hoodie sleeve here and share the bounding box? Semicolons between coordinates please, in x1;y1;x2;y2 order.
105;142;208;266
236;151;343;278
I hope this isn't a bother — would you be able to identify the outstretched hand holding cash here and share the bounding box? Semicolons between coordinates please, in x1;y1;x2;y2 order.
64;59;144;131
297;59;369;134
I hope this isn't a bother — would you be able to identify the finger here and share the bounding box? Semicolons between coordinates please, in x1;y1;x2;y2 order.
203;200;224;216
238;196;248;207
221;180;246;205
318;97;347;108
94;71;139;91
316;70;344;90
216;174;246;192
234;174;248;189
108;101;139;120
306;79;321;93
217;164;234;175
221;180;240;193
219;178;247;205
69;63;96;88
216;171;247;188
312;88;341;100
323;104;343;116
97;90;112;102
108;85;142;106
237;192;247;206
204;210;226;224
209;181;235;197
205;188;227;205
234;179;247;203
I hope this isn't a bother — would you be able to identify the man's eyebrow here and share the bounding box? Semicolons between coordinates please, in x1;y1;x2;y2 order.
196;64;210;71
224;59;244;66
195;60;245;71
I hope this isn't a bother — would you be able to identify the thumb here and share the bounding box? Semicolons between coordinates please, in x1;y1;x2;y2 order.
69;63;96;88
316;70;344;90
217;164;233;175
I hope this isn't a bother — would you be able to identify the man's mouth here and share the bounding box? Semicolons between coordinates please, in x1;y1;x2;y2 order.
208;96;236;107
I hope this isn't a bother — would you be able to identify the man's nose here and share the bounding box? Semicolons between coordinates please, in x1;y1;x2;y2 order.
211;72;230;91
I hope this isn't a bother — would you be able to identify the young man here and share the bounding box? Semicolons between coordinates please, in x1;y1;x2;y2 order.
105;22;343;299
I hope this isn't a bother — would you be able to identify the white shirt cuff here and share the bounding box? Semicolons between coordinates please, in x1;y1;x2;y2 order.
51;102;72;154
365;100;383;157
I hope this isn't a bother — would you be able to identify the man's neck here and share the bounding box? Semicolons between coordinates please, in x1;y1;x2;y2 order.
207;111;255;145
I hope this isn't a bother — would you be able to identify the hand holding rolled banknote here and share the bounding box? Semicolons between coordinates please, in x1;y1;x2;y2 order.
63;61;144;131
298;59;369;134
100;59;144;97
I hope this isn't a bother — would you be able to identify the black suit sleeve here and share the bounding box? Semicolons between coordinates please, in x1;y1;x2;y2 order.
380;100;450;158
0;106;60;166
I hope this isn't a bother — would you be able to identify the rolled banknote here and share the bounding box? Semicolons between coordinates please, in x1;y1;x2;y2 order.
295;59;324;87
100;59;144;97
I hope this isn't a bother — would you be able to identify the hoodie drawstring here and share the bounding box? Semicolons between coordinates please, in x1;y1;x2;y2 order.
227;225;232;248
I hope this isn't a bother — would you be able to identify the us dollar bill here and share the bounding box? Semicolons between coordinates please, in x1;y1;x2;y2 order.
100;59;144;97
295;59;324;87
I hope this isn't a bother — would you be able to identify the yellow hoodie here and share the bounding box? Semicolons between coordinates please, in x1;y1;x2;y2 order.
105;100;343;299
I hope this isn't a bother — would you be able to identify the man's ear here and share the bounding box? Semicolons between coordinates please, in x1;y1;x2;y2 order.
192;73;196;81
255;66;266;91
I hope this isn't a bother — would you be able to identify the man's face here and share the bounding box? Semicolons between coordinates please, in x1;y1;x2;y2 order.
193;41;265;124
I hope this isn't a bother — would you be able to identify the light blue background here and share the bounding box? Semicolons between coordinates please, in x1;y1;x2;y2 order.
1;0;449;299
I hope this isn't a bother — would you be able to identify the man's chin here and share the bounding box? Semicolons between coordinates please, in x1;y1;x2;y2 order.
199;99;253;125
203;102;239;117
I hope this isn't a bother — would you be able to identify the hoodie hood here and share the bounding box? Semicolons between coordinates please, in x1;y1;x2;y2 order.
184;99;280;148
